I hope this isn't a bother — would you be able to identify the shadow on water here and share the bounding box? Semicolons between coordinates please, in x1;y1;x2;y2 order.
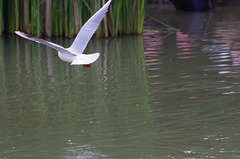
1;2;240;158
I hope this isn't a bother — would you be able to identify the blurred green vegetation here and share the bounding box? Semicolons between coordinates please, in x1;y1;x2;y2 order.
1;0;146;37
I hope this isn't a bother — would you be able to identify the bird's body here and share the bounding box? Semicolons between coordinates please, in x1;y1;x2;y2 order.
57;51;75;63
15;0;112;66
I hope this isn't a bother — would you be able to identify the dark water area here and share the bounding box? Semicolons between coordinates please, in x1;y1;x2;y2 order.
1;2;240;159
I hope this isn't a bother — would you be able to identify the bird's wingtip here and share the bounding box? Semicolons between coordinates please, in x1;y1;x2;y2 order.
15;31;23;35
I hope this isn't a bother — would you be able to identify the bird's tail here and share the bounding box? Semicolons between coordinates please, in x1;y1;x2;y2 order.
71;53;100;65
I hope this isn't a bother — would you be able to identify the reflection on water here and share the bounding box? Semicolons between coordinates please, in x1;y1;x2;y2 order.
1;3;240;159
59;144;106;159
0;34;150;159
144;3;240;159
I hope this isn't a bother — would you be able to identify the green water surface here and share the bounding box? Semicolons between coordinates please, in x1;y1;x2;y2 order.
1;3;240;159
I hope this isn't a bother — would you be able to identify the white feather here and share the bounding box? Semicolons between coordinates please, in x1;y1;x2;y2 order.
71;53;100;65
14;0;112;66
67;0;112;55
15;31;67;52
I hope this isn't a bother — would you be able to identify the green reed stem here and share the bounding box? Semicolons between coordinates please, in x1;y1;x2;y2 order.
64;0;68;37
14;0;19;30
2;0;146;37
0;0;3;35
45;0;51;37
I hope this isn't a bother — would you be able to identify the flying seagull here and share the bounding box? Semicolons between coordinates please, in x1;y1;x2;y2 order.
15;0;112;67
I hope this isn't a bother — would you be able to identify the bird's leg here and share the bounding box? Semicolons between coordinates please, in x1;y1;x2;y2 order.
83;65;91;67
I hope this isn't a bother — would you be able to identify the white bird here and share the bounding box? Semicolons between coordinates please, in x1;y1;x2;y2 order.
15;0;112;67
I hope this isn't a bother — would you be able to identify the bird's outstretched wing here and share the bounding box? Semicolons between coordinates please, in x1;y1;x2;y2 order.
15;31;68;53
67;0;112;55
